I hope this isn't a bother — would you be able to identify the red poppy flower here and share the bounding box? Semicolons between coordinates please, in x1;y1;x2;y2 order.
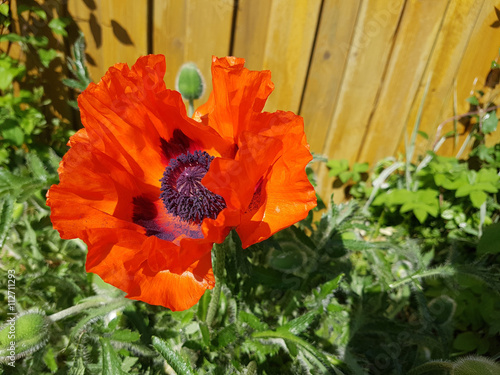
47;55;316;311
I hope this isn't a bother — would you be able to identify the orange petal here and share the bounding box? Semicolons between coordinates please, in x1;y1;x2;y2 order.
195;56;274;141
236;111;316;247
84;228;213;311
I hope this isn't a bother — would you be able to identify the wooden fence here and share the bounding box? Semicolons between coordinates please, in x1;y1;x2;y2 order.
24;1;500;201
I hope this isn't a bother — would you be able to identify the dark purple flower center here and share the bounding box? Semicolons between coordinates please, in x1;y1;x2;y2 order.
160;150;226;224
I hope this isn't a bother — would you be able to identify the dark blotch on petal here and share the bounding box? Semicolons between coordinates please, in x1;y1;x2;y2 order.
132;196;175;241
160;129;193;160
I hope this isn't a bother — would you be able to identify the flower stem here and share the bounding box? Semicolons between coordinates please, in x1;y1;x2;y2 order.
205;241;225;326
188;99;195;117
47;297;127;322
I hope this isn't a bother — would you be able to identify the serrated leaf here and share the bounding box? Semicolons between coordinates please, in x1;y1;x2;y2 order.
68;357;86;375
121;357;139;373
253;330;338;373
26;152;48;181
0;198;15;249
62;77;88;91
239;311;268;332
152;336;194;375
111;329;140;342
216;323;238;348
43;347;58;372
278;310;318;335
69;299;130;341
100;337;126;375
317;274;343;300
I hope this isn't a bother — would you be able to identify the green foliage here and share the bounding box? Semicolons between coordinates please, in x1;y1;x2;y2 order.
327;159;369;183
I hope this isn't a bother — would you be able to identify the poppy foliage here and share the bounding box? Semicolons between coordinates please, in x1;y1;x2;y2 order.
47;55;316;311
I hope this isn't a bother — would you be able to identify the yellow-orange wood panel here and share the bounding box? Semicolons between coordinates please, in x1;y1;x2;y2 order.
153;0;233;106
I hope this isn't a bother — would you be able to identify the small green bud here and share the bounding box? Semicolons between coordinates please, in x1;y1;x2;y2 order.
454;356;500;375
175;62;205;101
0;309;49;362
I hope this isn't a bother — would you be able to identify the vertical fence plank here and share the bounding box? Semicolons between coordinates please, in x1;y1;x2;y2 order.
153;0;234;105
68;0;148;82
315;0;405;201
356;0;450;165
233;0;322;113
300;0;361;155
395;0;485;159
437;0;500;156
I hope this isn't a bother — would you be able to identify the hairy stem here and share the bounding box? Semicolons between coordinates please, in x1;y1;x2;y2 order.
206;241;226;326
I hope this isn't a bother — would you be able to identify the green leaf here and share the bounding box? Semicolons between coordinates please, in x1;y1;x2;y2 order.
478;222;500;255
38;48;58;68
199;321;211;348
62;77;88;91
239;311;269;332
253;330;338;372
1;119;24;146
216;323;238;347
111;329;141;343
469;190;487;208
352;162;369;173
0;33;26;44
17;5;47;20
466;95;480;105
0;56;26;90
317;274;343;301
152;336;195;375
48;17;71;37
68;357;86;375
100;337;126;375
482;111;498;134
26;35;49;47
0;3;9;17
278;310;318;335
417;130;429;139
43;347;58;373
327;159;349;177
268;242;306;273
453;332;481;352
26;152;48;182
0;197;14;248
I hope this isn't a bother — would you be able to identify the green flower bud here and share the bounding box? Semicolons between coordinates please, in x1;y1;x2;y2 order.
175;62;205;101
0;309;49;362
